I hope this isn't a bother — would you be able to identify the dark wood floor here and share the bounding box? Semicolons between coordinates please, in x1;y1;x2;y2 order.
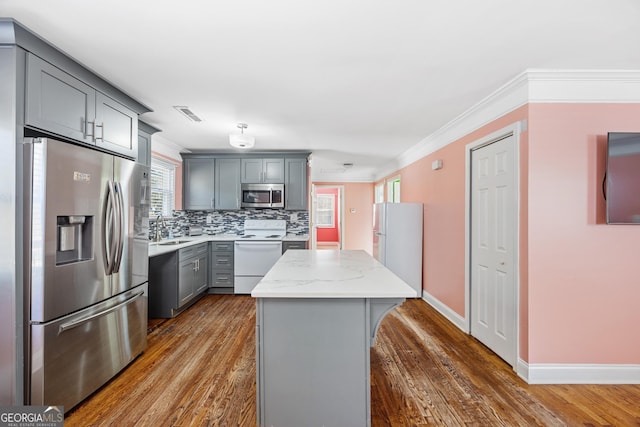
65;295;640;426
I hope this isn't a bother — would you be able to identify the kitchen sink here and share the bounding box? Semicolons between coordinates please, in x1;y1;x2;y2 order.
158;240;191;246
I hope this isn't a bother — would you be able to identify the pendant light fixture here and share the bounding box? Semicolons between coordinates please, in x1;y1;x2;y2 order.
229;123;255;149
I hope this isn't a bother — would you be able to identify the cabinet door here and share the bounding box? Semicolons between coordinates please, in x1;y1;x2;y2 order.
184;158;215;210
285;158;308;210
178;258;195;307
137;128;152;167
25;54;95;144
263;158;284;183
215;158;241;209
195;254;209;294
95;92;138;159
241;158;263;183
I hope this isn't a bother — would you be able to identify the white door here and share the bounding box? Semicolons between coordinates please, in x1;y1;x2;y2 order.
470;133;517;366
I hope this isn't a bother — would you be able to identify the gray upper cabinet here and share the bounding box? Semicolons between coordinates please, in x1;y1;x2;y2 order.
137;121;160;167
241;158;284;183
95;92;138;158
285;157;308;210
26;54;96;144
25;53;138;159
215;158;241;210
183;158;215;210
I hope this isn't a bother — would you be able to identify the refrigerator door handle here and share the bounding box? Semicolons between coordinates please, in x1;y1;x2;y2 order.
102;181;119;275
112;182;125;273
58;290;145;333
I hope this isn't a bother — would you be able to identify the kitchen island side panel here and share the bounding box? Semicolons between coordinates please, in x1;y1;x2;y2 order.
257;298;370;427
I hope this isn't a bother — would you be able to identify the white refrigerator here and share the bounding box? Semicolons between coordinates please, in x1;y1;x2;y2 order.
373;202;423;297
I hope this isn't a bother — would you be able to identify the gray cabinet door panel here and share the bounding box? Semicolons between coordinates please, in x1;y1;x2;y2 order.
285;158;308;210
95;92;138;158
263;158;284;183
178;257;195;307
215;158;241;209
240;158;263;183
26;54;95;144
183;158;215;210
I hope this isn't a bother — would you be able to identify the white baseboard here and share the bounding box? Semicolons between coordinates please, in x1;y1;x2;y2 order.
519;361;640;384
421;291;468;333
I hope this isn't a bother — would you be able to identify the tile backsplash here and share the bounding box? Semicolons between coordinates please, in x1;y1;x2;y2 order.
150;209;309;239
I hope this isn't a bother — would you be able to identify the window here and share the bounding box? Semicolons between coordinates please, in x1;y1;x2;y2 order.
387;176;401;203
374;183;384;203
150;157;176;216
315;194;335;227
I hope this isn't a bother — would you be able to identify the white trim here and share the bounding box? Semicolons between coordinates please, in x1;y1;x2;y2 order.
421;292;467;333
522;362;640;384
464;122;522;369
311;184;345;250
377;69;640;181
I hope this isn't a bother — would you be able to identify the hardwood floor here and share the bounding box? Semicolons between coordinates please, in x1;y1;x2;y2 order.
65;295;640;426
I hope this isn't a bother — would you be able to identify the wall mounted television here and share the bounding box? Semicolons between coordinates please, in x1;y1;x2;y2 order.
606;132;640;224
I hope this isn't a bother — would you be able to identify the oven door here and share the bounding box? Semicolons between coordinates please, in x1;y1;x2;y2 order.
234;241;282;293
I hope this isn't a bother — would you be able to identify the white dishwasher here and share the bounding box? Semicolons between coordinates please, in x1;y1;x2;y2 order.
234;220;285;294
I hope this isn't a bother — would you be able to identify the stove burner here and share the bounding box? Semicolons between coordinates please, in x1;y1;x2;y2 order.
242;234;256;239
265;234;282;238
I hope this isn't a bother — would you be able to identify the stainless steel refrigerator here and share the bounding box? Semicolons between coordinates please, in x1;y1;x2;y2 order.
373;202;423;297
23;137;149;410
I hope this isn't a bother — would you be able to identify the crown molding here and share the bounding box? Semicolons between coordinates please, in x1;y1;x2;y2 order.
377;69;640;181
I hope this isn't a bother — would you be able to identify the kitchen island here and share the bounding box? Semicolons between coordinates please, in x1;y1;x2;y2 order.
251;249;416;427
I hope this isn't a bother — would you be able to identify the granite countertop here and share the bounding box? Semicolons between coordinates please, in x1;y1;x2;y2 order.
148;233;310;257
251;249;417;298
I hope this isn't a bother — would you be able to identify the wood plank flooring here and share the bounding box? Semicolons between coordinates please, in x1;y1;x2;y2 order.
65;295;640;426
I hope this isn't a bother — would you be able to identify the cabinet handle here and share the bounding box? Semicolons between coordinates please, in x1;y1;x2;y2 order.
211;198;214;209
93;122;104;142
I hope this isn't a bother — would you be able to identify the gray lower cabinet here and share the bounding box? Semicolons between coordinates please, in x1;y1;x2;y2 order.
25;53;138;159
282;240;307;254
149;243;208;318
183;158;215;210
285;157;308;210
208;241;234;294
256;297;405;426
215;158;241;209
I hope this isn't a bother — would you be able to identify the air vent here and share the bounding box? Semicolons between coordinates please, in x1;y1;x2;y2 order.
173;106;203;122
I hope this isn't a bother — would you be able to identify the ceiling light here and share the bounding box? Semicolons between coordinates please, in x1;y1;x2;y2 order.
173;106;202;122
229;123;255;149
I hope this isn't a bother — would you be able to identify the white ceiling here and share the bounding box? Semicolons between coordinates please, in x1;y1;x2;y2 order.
2;0;640;181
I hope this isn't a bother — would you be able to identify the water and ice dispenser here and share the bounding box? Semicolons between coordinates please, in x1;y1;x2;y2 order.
56;215;93;265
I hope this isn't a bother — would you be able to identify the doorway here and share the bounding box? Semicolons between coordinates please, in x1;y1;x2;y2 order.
311;185;344;250
466;123;521;368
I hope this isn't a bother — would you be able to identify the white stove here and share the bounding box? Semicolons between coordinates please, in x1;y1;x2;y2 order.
240;219;286;240
234;220;286;294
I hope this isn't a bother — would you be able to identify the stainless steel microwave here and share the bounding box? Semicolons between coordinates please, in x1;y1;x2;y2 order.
241;183;284;208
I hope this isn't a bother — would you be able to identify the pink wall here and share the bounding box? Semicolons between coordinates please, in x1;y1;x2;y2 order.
314;182;374;253
527;103;640;364
379;107;530;322
316;187;340;242
378;102;640;365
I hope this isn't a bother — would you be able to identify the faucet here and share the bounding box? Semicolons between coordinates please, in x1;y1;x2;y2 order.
154;215;166;242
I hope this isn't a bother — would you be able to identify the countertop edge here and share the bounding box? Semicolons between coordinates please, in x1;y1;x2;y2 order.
148;234;310;257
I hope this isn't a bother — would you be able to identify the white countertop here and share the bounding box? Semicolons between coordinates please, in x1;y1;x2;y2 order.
148;234;309;257
251;250;417;298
